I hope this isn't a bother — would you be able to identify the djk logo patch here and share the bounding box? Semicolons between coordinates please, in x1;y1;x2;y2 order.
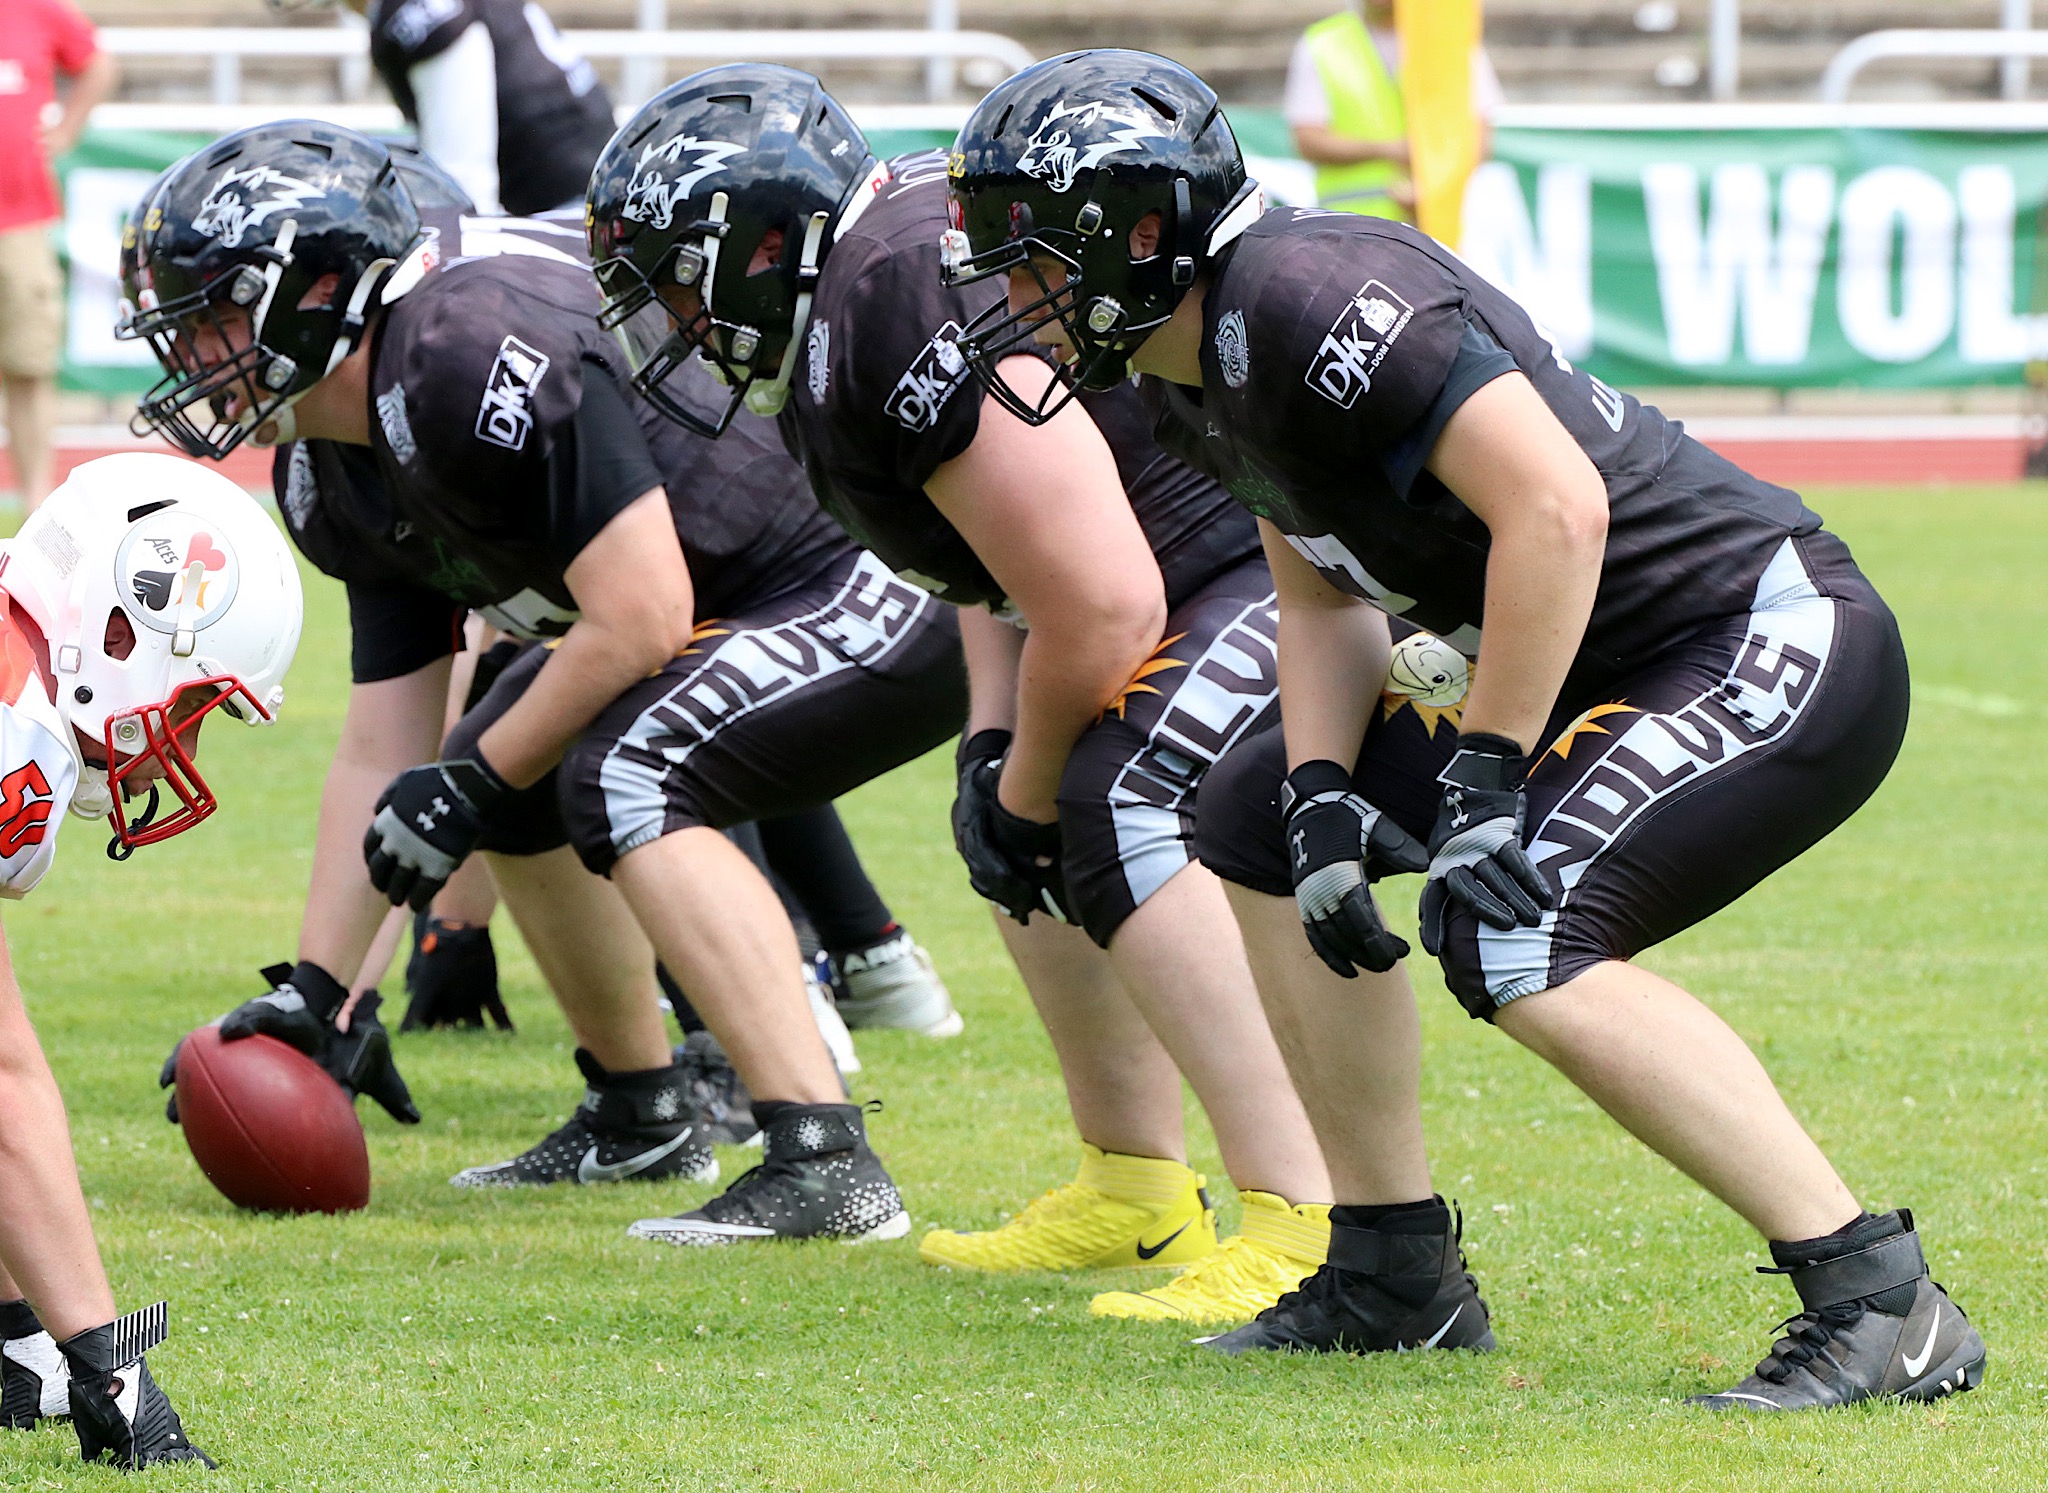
883;321;971;432
476;336;552;452
1304;280;1414;409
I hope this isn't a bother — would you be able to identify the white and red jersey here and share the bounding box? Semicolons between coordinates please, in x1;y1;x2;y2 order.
0;615;81;900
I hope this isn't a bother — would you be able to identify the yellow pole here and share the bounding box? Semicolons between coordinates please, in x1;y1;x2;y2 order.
1397;0;1482;247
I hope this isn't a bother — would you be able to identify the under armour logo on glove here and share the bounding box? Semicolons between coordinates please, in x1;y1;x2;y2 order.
415;795;452;834
364;756;510;911
1282;759;1428;978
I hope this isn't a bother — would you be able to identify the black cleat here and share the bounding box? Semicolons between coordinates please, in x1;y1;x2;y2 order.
59;1305;213;1469
451;1048;716;1188
402;914;512;1031
1199;1200;1496;1357
628;1102;909;1246
1;1301;68;1429
1690;1210;1986;1411
673;1030;759;1146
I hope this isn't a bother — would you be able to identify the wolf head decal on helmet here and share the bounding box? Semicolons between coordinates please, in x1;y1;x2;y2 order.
943;50;1260;425
121;121;432;459
585;64;877;436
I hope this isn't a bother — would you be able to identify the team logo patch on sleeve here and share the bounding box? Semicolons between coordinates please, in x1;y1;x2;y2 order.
1214;309;1251;388
1304;281;1414;409
376;383;418;464
807;319;831;403
884;321;971;432
476;336;552;452
388;0;463;50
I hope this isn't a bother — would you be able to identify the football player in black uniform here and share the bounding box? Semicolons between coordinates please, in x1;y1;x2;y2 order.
945;50;1986;1406
585;66;1484;1326
271;0;614;216
125;121;969;1244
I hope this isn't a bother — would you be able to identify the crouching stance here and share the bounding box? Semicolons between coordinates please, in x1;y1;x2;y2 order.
125;123;964;1244
950;51;1984;1404
0;455;303;1465
590;70;1348;1323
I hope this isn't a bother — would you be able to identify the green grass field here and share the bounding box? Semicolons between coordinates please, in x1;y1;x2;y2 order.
3;484;2045;1491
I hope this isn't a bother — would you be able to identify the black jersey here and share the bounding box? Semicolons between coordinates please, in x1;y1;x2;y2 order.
368;0;615;215
1150;209;1826;706
277;248;850;681
781;153;1257;612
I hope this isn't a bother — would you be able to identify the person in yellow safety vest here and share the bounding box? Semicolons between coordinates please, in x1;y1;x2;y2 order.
1284;0;1502;220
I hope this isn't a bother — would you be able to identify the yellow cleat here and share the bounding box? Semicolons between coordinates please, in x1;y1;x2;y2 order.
1089;1190;1330;1325
919;1144;1216;1272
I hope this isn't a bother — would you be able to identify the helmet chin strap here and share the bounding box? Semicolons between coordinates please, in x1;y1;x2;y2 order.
322;253;396;379
743;209;831;417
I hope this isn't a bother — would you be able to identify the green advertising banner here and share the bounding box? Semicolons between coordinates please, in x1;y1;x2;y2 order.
1460;124;2048;389
48;113;2048;394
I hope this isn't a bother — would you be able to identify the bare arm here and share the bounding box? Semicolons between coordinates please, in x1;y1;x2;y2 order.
958;605;1025;737
1290;123;1410;169
42;51;117;158
1424;372;1608;752
475;490;694;788
1263;519;1394;771
298;660;452;980
925;358;1167;822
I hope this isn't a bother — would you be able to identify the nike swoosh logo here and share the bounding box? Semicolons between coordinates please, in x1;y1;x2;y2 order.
577;1129;695;1184
1135;1221;1192;1261
1901;1305;1942;1377
1420;1302;1464;1349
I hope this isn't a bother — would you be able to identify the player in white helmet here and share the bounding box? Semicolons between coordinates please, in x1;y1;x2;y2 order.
0;452;302;1469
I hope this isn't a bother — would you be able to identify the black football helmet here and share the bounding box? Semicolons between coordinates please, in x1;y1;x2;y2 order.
386;141;478;216
585;63;875;437
944;50;1258;425
120;121;428;459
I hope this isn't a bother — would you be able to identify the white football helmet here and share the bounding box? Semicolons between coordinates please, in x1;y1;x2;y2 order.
0;454;303;850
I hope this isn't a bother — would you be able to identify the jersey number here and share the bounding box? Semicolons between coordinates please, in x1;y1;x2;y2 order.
0;761;54;857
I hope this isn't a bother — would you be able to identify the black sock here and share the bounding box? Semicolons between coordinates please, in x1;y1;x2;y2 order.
757;806;896;954
751;1099;797;1132
0;1298;42;1339
1330;1198;1443;1230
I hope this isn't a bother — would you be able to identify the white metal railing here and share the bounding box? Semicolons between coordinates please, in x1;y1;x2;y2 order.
1820;29;2048;103
96;26;1034;109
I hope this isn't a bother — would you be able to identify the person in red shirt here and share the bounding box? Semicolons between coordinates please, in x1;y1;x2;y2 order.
0;0;117;513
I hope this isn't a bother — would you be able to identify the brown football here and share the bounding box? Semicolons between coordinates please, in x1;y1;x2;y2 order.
174;1025;370;1213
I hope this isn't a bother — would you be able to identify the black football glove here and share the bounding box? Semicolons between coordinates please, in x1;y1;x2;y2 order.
1418;733;1556;956
162;961;422;1125
1283;759;1430;977
58;1304;213;1469
362;757;509;911
950;729;1072;925
401;913;513;1031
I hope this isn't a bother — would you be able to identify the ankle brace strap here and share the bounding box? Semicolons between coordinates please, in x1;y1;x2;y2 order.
1327;1224;1447;1279
1775;1228;1927;1312
762;1103;864;1161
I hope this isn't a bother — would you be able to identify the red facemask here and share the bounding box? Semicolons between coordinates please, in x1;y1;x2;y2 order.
104;675;271;852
